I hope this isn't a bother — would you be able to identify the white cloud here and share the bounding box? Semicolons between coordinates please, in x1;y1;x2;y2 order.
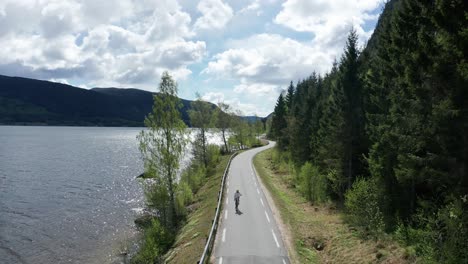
201;92;225;103
194;0;233;32
0;0;206;90
204;34;331;84
233;81;279;96
274;0;381;48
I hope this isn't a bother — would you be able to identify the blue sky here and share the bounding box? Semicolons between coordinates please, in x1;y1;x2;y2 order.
0;0;384;117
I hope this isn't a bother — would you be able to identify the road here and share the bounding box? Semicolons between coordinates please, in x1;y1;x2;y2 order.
213;142;290;264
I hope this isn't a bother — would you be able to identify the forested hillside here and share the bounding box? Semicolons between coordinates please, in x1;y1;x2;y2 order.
269;0;467;262
0;75;190;126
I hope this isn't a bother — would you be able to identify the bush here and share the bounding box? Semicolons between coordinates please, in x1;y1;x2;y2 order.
206;144;221;168
395;196;468;263
180;163;206;193
436;196;468;263
131;219;174;264
175;181;194;216
297;162;327;203
345;177;385;236
270;149;291;173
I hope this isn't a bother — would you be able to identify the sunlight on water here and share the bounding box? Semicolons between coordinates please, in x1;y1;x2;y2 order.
0;126;226;264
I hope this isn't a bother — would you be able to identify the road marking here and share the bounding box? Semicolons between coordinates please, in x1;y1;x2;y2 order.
227;187;229;194
282;259;286;264
256;188;260;194
265;211;271;223
225;210;228;220
219;257;223;264
260;198;264;207
226;198;229;205
272;229;280;248
227;180;229;187
222;228;226;242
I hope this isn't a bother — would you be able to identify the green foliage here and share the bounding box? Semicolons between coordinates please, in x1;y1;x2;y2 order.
270;93;288;150
131;219;174;264
345;177;385;236
137;71;188;230
175;181;194;216
216;102;233;153
206;144;221;168
189;95;217;167
395;196;468;263
230;115;257;149
268;0;466;261
296;162;327;203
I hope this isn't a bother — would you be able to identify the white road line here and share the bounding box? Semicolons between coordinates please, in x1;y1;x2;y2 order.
219;257;223;264
264;211;271;223
225;210;228;220
222;228;226;242
260;198;264;207
272;229;280;248
227;187;229;194
282;259;286;264
226;198;229;205
256;188;260;194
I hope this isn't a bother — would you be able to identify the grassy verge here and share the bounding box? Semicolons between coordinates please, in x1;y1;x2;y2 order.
254;148;411;264
164;154;230;263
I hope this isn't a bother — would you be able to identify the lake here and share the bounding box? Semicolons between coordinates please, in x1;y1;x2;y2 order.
0;126;147;264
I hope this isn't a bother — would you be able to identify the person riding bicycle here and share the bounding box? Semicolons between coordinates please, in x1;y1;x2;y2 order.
234;190;242;212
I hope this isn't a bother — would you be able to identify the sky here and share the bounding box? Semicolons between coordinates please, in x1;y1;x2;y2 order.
0;0;385;117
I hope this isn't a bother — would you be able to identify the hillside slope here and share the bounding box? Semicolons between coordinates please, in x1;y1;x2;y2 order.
0;75;191;126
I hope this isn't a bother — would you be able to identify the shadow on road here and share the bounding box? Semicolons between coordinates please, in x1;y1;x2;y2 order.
235;209;243;215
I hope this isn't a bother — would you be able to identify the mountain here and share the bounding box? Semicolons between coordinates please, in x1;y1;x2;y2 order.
0;75;193;126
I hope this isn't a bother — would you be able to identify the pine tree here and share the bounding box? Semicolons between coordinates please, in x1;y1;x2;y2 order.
271;93;288;150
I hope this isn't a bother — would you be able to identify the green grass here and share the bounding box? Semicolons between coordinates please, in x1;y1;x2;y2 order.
254;148;411;264
164;155;230;263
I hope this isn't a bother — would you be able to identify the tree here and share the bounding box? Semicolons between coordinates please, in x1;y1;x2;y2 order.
137;71;187;230
230;111;249;149
216;102;233;153
189;94;217;167
271;93;288;150
339;28;367;188
285;81;295;112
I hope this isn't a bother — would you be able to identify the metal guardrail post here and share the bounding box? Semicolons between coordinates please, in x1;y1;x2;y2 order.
198;152;237;264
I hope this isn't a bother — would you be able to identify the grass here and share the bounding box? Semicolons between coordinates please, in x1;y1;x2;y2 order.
164;154;230;263
254;148;411;264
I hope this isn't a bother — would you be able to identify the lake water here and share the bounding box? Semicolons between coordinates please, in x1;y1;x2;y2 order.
0;126;147;264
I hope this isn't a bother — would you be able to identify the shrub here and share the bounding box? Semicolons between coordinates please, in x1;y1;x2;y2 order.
131;219;174;264
180;163;206;193
175;181;194;216
436;196;468;263
345;177;385;236
297;162;327;203
395;196;468;263
206;144;221;168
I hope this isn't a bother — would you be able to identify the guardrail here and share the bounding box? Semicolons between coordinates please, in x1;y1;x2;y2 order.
198;151;238;264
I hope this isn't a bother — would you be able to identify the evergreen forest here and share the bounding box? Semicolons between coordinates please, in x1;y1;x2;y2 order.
269;0;467;262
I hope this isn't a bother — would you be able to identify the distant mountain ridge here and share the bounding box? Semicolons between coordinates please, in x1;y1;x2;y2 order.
0;75;191;126
0;75;266;126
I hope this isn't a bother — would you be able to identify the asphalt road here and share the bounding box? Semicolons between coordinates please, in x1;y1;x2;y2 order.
213;142;290;264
